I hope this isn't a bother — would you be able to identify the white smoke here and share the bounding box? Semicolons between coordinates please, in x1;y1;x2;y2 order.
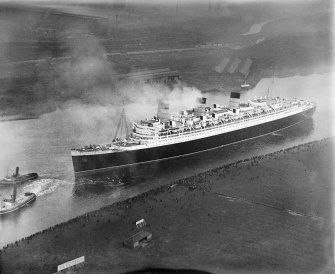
25;77;207;149
120;80;203;121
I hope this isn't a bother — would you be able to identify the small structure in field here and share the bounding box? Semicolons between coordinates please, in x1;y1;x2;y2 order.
136;218;146;229
123;230;152;249
55;256;85;273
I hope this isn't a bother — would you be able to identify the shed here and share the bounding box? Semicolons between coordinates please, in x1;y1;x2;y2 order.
123;69;180;84
215;57;230;73
227;58;242;74
239;58;253;76
123;230;152;249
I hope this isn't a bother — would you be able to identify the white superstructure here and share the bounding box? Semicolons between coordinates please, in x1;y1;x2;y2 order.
71;94;316;156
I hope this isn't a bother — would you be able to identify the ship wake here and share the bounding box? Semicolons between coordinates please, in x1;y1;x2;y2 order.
22;179;72;197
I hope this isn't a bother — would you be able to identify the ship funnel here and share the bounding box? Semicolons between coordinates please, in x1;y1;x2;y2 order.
15;167;19;178
196;97;207;105
157;101;170;122
194;97;207;117
13;184;17;202
229;92;240;109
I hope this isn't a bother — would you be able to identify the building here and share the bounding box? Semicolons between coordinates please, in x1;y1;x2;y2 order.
238;58;253;77
227;58;242;74
119;68;180;84
123;230;152;249
215;57;230;73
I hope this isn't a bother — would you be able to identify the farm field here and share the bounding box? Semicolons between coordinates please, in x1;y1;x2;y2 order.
1;138;333;274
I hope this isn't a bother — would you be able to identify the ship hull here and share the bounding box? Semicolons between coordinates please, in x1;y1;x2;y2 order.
0;173;38;186
72;106;316;173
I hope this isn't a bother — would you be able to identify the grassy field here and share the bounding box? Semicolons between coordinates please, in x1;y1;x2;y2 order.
0;138;333;274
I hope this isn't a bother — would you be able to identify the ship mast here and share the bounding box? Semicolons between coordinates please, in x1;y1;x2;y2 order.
114;107;130;140
12;183;17;202
266;72;275;103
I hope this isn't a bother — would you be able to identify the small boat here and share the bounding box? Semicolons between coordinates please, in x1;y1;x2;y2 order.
0;184;36;215
0;167;38;186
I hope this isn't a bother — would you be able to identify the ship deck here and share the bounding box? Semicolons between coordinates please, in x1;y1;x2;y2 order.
71;102;315;156
0;194;36;214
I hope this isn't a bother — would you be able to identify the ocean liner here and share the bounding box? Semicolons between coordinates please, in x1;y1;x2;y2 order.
71;92;316;173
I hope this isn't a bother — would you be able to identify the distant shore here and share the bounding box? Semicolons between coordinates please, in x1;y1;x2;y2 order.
2;63;333;122
0;138;333;274
0;114;39;122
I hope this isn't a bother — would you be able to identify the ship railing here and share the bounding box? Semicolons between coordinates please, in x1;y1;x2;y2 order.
156;103;312;140
71;102;314;149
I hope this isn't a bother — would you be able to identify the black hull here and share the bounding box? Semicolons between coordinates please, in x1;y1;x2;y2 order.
72;107;316;173
0;194;36;215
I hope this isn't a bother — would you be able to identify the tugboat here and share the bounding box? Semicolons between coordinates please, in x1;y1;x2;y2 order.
0;184;36;215
0;167;38;186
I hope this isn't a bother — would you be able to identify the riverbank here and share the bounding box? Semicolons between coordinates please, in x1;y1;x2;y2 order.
0;138;333;274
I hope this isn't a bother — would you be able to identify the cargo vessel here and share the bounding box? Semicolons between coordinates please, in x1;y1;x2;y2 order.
71;91;316;173
0;167;38;186
0;184;36;215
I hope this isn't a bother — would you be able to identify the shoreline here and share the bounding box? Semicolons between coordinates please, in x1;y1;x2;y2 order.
0;138;333;274
0;115;40;122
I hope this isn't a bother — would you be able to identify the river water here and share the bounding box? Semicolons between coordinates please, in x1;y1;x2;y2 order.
0;73;333;248
241;19;276;35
